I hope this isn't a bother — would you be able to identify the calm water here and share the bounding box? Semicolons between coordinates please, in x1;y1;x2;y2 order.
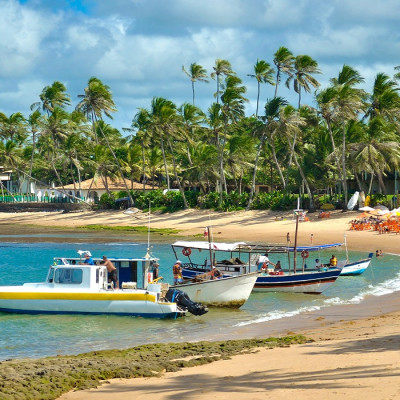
0;238;399;361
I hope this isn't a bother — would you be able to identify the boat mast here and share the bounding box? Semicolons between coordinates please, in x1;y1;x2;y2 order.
344;233;349;263
207;225;213;270
293;198;301;273
145;200;151;259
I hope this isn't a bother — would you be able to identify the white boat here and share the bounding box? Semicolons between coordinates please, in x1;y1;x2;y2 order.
172;272;259;308
172;240;343;294
337;253;373;276
0;254;207;318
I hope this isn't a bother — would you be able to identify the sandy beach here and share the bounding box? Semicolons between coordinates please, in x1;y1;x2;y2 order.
1;208;400;399
0;208;399;253
58;310;400;400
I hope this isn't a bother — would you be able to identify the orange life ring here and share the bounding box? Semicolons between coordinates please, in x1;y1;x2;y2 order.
182;247;191;257
301;250;309;259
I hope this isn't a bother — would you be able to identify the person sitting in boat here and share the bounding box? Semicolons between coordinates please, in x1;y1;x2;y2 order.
153;262;159;280
329;254;337;267
211;266;222;279
81;252;94;265
315;258;322;269
257;253;271;270
102;256;119;289
274;261;282;272
173;260;183;284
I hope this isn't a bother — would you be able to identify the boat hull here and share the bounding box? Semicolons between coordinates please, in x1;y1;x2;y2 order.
182;267;340;294
340;258;372;276
0;289;182;318
174;272;258;308
252;269;341;294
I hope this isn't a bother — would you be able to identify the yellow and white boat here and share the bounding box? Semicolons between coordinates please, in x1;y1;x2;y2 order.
0;254;192;319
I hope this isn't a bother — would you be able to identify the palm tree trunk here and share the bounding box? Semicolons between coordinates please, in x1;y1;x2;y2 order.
159;138;170;189
325;119;346;195
247;133;266;210
256;81;260;117
368;172;374;194
97;123;133;205
265;134;286;188
354;171;363;192
141;142;146;191
28;130;36;194
274;70;280;98
166;137;189;209
377;171;386;194
341;120;348;207
292;152;314;209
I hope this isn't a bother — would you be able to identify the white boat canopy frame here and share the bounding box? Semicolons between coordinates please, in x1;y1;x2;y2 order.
171;241;343;254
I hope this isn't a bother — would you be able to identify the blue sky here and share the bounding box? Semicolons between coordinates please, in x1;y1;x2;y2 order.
1;0;400;133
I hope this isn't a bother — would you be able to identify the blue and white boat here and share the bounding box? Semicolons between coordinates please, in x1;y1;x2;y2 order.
171;240;343;294
337;253;374;276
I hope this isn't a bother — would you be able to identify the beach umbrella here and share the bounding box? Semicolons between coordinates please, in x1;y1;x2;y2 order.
359;206;375;211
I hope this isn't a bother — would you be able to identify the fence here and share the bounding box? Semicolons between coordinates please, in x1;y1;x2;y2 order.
0;195;93;204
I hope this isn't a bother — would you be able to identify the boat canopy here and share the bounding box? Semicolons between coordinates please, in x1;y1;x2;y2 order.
171;241;343;254
172;241;247;252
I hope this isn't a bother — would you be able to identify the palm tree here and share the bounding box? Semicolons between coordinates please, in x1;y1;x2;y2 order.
247;97;288;209
317;65;365;202
148;97;188;208
27;110;42;193
31;81;71;115
124;108;152;191
182;62;209;105
211;59;234;104
218;75;248;205
278;106;314;208
273;46;294;98
286;55;321;108
365;72;400;121
0;112;27;144
76;77;133;204
247;59;275;116
349;117;400;194
329;83;366;206
178;103;205;165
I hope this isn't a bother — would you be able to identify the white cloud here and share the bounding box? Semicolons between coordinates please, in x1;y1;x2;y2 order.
0;0;58;77
1;0;400;131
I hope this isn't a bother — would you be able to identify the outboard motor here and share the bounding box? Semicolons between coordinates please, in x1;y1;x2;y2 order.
165;288;208;316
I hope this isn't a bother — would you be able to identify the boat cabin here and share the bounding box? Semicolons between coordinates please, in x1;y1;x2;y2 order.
50;255;159;290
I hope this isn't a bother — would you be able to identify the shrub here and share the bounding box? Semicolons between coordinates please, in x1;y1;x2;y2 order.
99;193;117;209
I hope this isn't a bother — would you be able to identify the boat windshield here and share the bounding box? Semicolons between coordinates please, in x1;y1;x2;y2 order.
53;268;83;284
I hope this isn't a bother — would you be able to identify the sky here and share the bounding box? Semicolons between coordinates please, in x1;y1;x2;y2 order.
1;0;400;133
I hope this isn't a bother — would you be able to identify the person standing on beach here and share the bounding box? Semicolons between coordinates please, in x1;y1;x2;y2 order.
102;256;119;289
310;233;314;244
173;260;183;284
286;232;291;245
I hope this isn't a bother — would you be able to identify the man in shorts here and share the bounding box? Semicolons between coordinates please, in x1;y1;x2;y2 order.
102;256;119;289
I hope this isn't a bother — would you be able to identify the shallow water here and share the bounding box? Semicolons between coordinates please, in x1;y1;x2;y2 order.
0;238;399;361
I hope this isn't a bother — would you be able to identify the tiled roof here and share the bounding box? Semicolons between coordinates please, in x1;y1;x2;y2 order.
60;177;154;191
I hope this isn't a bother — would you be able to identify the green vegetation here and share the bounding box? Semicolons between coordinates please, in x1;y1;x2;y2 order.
78;224;180;235
1;52;400;213
0;335;309;400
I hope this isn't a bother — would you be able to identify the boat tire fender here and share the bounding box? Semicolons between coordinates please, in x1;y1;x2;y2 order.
301;250;309;259
182;247;191;257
